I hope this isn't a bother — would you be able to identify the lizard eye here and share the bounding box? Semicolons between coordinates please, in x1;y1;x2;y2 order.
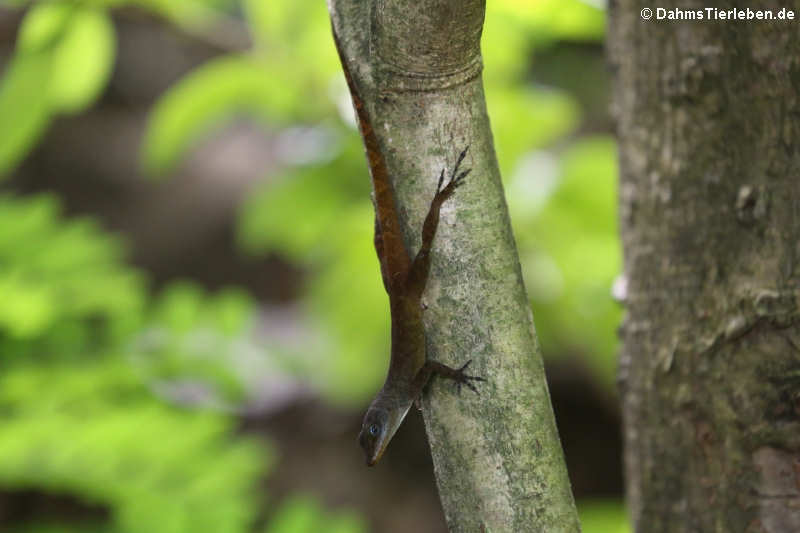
368;423;380;436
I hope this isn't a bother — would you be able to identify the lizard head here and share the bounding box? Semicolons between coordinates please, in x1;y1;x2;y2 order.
358;402;411;466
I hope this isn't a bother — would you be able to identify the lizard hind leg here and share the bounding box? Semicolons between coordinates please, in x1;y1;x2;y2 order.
433;359;486;395
412;358;485;402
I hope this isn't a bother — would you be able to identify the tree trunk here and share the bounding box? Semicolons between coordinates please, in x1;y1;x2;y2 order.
328;1;580;531
610;1;800;531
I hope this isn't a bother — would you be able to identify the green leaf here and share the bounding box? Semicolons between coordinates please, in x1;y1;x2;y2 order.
0;194;145;345
132;282;258;403
0;360;271;533
0;48;52;176
49;6;116;113
140;0;341;176
236;135;369;261
0;274;56;338
210;288;255;336
17;2;73;51
0;3;116;176
150;282;254;336
242;0;271;48
265;496;367;533
141;55;292;176
237;166;350;262
266;497;323;533
152;282;207;334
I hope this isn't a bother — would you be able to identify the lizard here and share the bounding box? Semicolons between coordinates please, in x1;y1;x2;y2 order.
333;32;485;467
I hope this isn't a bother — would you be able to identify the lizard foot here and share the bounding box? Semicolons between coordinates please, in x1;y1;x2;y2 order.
435;145;471;202
448;359;486;395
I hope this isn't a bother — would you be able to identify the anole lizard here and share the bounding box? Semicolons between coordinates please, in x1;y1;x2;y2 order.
333;33;485;467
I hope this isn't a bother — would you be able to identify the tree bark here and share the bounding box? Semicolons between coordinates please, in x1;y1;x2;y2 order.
610;1;800;531
328;1;580;531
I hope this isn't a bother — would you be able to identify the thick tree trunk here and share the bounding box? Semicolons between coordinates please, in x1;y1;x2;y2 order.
328;1;580;531
610;1;800;531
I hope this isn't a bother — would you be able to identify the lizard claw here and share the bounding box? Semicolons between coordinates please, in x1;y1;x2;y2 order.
454;145;470;172
453;359;486;395
436;146;471;201
436;167;446;193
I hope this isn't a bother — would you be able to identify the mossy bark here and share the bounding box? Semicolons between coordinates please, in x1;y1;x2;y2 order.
609;1;800;531
328;0;580;531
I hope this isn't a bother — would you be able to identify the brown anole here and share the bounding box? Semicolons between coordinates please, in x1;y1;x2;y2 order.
333;33;484;466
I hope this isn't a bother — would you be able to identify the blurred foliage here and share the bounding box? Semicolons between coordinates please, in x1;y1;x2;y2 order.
129;282;256;404
188;0;615;399
0;0;621;530
0;2;116;174
0;191;360;533
142;0;339;176
237;137;382;401
0;195;143;341
264;496;367;533
509;137;621;384
19;2;115;112
578;499;630;533
0;360;268;533
0;0;619;394
0;193;267;532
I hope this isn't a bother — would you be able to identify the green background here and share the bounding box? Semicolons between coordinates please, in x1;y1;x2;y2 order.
0;0;625;531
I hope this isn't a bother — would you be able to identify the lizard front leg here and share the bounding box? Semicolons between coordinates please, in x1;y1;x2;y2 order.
406;147;484;406
404;145;471;299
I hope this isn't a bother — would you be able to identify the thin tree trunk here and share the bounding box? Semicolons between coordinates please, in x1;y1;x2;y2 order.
610;1;800;531
328;1;580;531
